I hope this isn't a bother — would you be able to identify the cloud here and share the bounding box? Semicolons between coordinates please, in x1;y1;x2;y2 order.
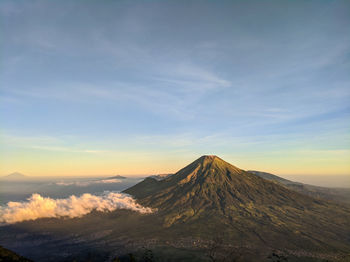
0;192;154;224
55;178;122;187
0;134;108;154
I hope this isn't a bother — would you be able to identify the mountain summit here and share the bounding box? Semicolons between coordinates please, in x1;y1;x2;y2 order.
125;155;350;252
2;172;27;180
125;155;315;224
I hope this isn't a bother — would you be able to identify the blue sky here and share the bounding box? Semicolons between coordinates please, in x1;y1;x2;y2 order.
0;0;349;178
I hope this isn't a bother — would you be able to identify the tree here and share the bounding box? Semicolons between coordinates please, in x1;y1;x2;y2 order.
141;248;155;262
206;236;247;262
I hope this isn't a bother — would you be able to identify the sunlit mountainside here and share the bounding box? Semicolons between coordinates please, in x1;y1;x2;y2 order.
125;156;350;251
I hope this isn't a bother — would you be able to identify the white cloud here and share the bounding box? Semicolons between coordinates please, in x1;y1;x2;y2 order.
0;192;154;224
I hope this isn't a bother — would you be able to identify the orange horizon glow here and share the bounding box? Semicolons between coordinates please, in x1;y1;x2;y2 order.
1;151;349;177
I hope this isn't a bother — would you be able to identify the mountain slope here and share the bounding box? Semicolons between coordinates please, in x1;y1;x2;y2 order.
248;170;350;205
125;155;350;252
0;245;33;262
247;170;297;185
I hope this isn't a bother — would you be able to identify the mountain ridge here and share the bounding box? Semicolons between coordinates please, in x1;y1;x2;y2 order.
107;175;127;179
124;155;350;252
248;170;350;205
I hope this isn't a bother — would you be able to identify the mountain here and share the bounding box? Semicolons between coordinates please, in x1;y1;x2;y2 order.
248;170;350;205
1;156;349;261
125;155;350;253
1;172;27;180
148;173;173;181
107;175;127;179
0;245;33;262
247;170;298;185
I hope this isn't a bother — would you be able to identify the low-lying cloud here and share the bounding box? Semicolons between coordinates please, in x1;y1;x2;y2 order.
55;178;122;187
0;192;153;224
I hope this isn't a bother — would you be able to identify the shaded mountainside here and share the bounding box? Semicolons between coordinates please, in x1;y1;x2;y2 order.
247;170;297;185
248;170;350;205
0;246;32;262
125;155;350;252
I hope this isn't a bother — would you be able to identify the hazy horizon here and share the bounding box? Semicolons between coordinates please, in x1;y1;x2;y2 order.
1;1;349;179
2;170;349;188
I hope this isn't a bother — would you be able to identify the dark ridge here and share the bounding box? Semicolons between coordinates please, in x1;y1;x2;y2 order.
0;245;33;262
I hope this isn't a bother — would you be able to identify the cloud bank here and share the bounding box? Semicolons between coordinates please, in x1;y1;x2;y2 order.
0;192;153;224
55;178;122;187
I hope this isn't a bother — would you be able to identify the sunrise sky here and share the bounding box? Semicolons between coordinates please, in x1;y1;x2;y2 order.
0;0;349;179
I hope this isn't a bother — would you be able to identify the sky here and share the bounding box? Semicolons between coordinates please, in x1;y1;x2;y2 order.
0;0;349;180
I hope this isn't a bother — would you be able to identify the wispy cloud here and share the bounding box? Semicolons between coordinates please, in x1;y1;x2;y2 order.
4;61;231;119
1;134;107;154
55;178;122;187
0;192;154;224
1;1;349;176
29;145;108;154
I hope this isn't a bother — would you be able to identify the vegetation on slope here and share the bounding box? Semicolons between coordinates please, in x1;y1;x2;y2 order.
125;155;350;253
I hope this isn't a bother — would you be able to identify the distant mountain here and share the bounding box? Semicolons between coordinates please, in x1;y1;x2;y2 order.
247;170;299;185
107;175;126;179
248;170;350;205
125;155;350;253
148;173;173;181
1;172;28;180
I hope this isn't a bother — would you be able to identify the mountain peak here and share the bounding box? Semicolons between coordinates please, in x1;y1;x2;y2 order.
201;154;218;160
8;172;25;176
123;156;350;252
126;155;327;227
196;155;224;165
198;154;222;163
188;155;242;175
2;172;27;180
